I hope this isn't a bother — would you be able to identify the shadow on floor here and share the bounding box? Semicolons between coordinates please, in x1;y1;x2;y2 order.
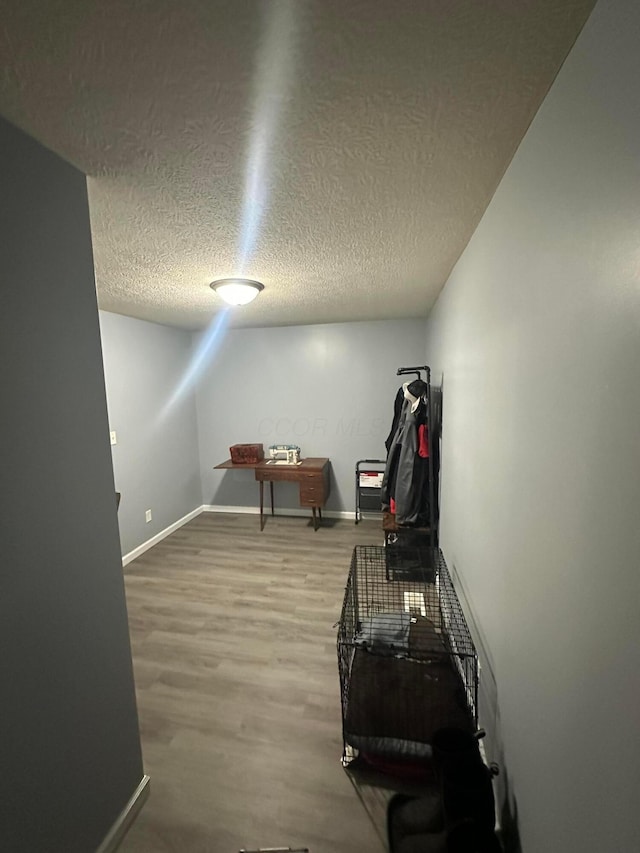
344;757;437;850
346;754;523;853
315;517;341;529
498;767;522;853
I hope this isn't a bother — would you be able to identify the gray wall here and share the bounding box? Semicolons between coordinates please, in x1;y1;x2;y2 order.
423;1;640;850
99;311;202;556
197;319;425;513
0;117;143;851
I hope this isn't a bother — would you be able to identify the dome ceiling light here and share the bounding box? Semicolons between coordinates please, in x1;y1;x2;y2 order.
210;278;264;306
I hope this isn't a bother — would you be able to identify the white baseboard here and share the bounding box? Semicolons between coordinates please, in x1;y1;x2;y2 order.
122;506;203;566
202;504;355;521
95;775;150;853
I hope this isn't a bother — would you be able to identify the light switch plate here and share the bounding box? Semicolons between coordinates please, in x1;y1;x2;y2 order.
110;431;117;445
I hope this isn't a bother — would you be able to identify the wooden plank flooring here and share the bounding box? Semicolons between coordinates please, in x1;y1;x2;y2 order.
119;512;394;853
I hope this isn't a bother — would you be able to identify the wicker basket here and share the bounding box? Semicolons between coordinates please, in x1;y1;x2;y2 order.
229;443;264;464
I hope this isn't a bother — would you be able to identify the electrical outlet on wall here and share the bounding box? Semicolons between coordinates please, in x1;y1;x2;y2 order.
145;509;152;523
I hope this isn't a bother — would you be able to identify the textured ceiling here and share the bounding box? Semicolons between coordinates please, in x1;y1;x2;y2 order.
0;0;594;330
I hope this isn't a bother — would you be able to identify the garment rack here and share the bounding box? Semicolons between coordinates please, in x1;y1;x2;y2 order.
396;364;431;383
388;363;437;556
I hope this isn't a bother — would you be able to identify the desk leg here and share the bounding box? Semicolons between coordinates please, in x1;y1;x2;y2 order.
270;481;274;516
259;480;265;531
312;506;318;531
318;506;322;520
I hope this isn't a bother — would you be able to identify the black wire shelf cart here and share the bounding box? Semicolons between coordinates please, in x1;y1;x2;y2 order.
337;545;478;768
355;459;386;524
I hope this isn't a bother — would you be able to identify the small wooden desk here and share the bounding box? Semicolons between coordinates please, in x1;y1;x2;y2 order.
214;457;331;531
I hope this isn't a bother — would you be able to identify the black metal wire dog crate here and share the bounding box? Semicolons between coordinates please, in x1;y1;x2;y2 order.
337;545;478;766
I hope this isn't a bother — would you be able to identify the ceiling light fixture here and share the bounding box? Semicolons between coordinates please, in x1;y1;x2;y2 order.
209;278;264;306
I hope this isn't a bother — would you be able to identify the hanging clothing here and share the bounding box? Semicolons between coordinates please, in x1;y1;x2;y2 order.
385;387;405;453
381;385;430;526
385;380;428;452
418;424;429;458
404;379;428;411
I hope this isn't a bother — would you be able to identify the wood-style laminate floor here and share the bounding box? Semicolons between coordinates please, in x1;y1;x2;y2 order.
119;512;397;853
